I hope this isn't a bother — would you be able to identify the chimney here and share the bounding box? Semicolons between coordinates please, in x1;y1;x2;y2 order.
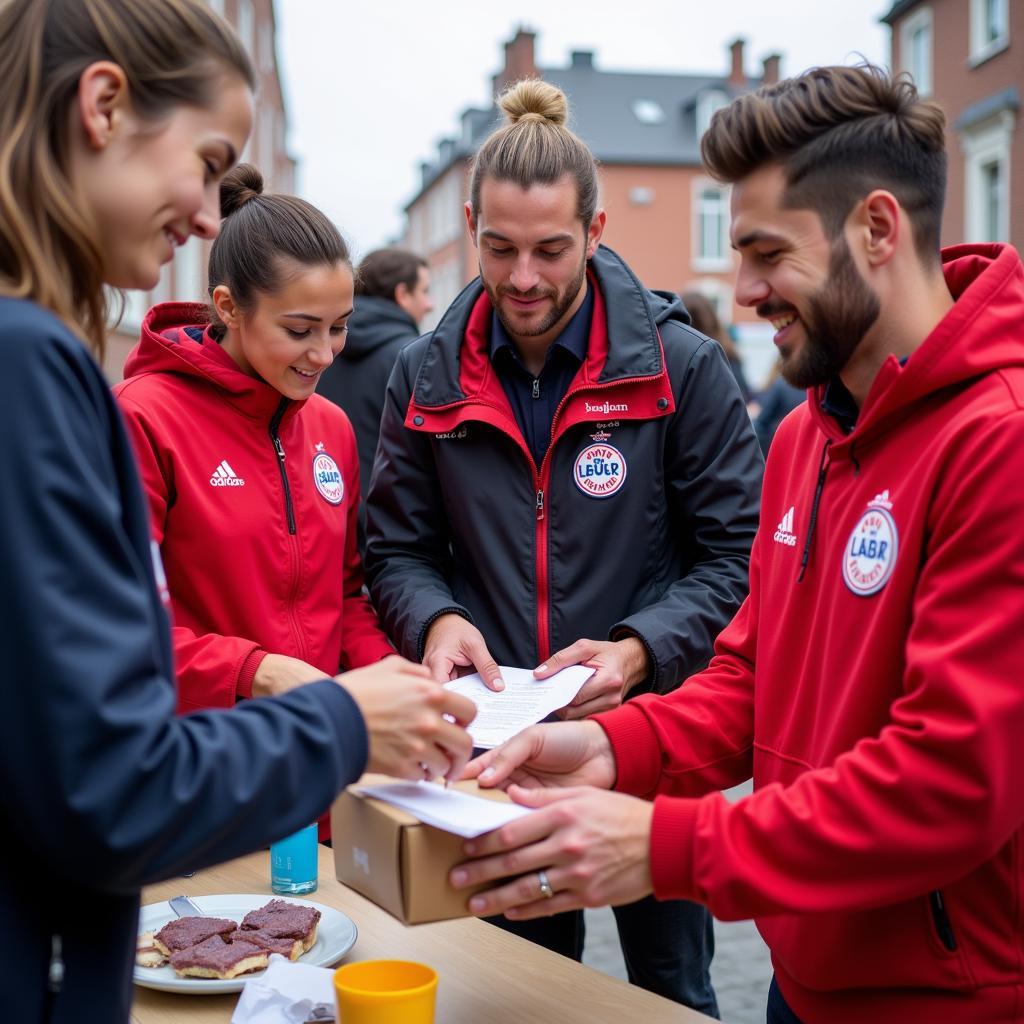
728;38;746;87
492;28;538;97
762;53;781;86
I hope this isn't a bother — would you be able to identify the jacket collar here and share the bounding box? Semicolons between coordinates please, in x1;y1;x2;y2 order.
411;245;675;409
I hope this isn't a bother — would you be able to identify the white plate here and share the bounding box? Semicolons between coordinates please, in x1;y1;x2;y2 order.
133;893;357;995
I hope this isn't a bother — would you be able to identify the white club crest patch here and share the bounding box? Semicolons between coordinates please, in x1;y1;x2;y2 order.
842;490;898;596
312;451;344;505
573;443;627;499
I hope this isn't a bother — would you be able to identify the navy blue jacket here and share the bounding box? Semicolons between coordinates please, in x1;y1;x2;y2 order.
364;246;763;692
0;299;368;1023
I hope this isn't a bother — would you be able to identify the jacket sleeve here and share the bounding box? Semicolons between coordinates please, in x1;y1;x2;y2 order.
335;413;394;670
115;389;267;706
612;336;764;692
363;342;473;660
603;411;1024;921
0;328;368;891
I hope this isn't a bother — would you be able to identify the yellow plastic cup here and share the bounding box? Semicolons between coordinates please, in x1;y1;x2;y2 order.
333;959;438;1024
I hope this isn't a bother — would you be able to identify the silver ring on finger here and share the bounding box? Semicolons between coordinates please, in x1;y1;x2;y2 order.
537;869;554;899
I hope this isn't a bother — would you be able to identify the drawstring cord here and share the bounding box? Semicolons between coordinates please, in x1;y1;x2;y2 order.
798;440;831;583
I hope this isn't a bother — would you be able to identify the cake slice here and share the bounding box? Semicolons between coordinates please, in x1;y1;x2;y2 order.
152;915;237;956
239;899;320;952
135;931;167;968
169;934;268;979
227;927;302;961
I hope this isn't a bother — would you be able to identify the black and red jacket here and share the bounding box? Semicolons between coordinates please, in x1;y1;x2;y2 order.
364;246;763;689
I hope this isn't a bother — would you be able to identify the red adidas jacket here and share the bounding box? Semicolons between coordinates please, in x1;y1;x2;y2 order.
597;244;1024;1022
115;303;393;714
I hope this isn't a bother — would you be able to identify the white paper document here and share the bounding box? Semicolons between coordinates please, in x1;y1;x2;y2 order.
444;664;595;749
356;781;532;838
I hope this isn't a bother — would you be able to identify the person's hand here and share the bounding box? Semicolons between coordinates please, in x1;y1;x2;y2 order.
462;720;616;792
449;785;654;920
337;656;477;781
534;636;649;719
252;653;326;697
423;613;505;691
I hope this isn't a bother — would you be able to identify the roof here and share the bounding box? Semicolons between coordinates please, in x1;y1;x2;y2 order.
880;0;923;25
407;62;760;208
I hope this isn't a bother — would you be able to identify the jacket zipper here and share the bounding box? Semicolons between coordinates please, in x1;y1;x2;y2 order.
531;375;659;662
929;890;957;951
269;403;296;535
269;402;307;660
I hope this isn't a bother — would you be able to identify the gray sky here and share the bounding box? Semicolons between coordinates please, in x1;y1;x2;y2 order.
277;1;892;260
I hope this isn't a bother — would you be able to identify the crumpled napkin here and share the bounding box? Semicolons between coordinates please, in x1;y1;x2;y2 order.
231;954;337;1024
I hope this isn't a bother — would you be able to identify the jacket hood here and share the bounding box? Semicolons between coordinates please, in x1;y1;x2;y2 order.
810;244;1024;451
339;295;418;360
412;244;688;408
124;302;304;422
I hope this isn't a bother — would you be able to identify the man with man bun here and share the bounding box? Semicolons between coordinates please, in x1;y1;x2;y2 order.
365;78;763;1013
452;65;1024;1024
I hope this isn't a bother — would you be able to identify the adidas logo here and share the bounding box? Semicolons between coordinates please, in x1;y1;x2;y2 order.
209;460;245;487
773;505;797;547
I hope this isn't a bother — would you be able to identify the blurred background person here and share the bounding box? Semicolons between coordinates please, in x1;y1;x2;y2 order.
751;359;805;455
318;247;433;518
681;290;752;405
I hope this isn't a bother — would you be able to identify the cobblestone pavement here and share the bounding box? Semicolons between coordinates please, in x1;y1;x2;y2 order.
581;781;773;1024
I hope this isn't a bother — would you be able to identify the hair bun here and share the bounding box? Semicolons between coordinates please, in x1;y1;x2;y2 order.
499;79;568;128
220;163;264;217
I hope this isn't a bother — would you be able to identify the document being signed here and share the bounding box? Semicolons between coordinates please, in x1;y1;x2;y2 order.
444;664;595;748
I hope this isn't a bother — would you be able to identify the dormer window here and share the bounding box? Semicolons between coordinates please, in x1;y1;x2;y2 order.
696;89;729;137
631;99;665;125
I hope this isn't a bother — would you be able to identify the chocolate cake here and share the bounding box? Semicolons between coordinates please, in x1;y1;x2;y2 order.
240;899;320;951
227;927;302;960
169;934;269;979
152;915;237;955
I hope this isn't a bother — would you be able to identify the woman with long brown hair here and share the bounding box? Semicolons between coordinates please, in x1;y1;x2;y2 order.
0;3;471;1019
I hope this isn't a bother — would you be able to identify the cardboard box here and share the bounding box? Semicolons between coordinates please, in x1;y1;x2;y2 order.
331;774;512;924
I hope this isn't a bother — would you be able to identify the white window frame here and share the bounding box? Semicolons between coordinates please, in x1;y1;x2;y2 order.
969;0;1010;66
695;89;729;138
962;112;1013;242
899;6;933;98
692;179;732;272
172;237;204;303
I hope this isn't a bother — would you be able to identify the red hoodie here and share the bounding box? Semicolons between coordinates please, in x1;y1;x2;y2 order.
597;245;1024;1022
115;302;393;714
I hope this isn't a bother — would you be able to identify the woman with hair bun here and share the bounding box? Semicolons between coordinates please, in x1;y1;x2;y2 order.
0;3;473;1016
116;165;394;738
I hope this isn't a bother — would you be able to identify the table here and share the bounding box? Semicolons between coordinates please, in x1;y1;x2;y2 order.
131;846;715;1023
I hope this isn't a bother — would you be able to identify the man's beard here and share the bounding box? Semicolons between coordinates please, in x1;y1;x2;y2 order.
776;239;881;389
484;256;587;340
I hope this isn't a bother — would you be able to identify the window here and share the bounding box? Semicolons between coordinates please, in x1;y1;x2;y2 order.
693;181;730;271
631;99;665;126
695;89;729;138
172;237;204;303
970;0;1009;64
963;113;1012;242
899;6;932;97
236;0;255;61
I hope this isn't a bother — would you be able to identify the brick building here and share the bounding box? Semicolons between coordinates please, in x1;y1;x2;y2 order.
403;30;782;334
106;0;295;379
884;0;1022;251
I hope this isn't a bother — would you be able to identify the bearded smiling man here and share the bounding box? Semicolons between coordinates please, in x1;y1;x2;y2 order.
364;78;763;1014
451;65;1024;1024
